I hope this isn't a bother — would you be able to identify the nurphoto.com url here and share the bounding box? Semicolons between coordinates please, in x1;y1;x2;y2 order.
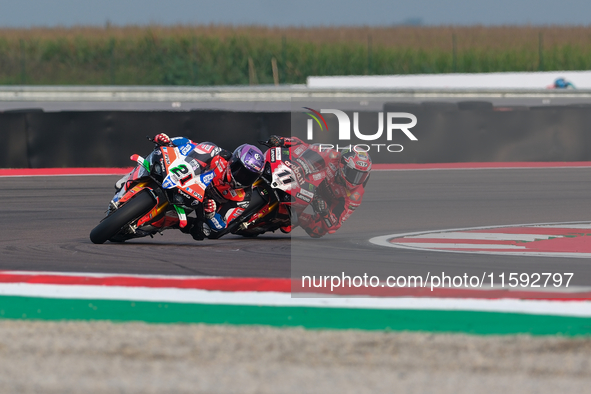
301;272;574;292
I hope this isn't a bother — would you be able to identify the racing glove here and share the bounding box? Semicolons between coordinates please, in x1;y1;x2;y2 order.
265;135;303;148
312;197;329;217
266;135;285;147
204;199;217;219
154;133;172;146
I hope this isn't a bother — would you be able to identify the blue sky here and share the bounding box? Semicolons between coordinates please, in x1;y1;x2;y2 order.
2;0;591;27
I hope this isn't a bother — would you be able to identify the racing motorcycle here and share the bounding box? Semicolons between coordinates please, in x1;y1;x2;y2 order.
89;138;221;244
231;141;327;237
90;138;327;243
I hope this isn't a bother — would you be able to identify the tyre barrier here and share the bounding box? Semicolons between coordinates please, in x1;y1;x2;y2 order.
1;105;591;167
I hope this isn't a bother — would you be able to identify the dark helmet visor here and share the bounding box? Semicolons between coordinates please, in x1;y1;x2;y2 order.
342;165;369;186
230;160;260;188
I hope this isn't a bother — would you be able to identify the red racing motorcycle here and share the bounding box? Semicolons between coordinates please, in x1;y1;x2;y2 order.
231;142;327;237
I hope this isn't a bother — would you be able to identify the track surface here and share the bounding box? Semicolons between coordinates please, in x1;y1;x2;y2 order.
2;168;591;284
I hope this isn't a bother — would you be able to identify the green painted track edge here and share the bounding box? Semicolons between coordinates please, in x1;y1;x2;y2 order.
1;296;591;336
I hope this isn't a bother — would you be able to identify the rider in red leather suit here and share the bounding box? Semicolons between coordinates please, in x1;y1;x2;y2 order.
267;135;372;238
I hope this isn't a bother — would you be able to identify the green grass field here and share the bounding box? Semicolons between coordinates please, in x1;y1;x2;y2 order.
2;25;591;85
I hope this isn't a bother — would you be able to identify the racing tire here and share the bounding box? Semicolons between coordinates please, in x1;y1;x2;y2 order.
90;190;156;244
240;233;260;238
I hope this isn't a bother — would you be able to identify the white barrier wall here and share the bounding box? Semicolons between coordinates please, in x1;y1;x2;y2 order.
307;71;591;90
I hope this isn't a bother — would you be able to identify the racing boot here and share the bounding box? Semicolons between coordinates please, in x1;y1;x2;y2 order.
188;221;211;241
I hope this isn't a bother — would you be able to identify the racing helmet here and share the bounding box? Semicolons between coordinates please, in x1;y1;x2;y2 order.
227;144;265;189
554;78;567;88
338;149;372;189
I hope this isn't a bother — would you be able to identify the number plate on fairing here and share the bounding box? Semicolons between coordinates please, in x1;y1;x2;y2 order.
271;163;296;192
161;147;214;203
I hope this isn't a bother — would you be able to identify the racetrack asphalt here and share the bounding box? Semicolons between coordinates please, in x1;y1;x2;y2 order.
2;168;591;284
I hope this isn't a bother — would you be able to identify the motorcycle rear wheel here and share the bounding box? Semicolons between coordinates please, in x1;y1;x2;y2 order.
90;190;156;244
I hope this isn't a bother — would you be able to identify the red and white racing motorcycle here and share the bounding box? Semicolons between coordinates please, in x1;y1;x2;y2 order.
232;141;327;237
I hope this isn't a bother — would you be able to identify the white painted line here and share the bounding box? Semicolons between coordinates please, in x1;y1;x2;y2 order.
536;224;591;229
393;242;526;250
405;232;560;242
369;221;591;259
1;283;591;317
0;270;218;280
373;166;591;172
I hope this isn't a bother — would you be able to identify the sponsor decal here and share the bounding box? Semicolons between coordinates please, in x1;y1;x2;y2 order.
201;171;215;185
178;190;191;200
324;218;333;227
349;205;357;211
350;192;361;202
294;146;305;156
182;187;202;200
299;188;314;199
209;216;224;230
237;201;249;208
162;178;175;189
329;213;338;225
295;158;312;174
227;208;244;221
179;144;193;156
293;166;304;184
312;172;324;181
270;149;276;163
230;190;237;197
254;153;261;161
195;144;214;154
189;159;200;171
275;147;282;161
163;151;171;166
296;192;312;203
356;160;369;168
215;160;224;174
284;160;291;167
191;200;200;206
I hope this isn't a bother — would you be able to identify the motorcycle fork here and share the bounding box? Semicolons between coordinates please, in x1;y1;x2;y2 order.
137;201;169;227
118;181;151;205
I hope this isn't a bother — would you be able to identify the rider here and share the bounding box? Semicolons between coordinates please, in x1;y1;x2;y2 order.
266;135;372;238
152;133;265;240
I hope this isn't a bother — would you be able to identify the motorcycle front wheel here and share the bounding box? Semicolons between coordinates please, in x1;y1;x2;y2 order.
89;190;156;244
